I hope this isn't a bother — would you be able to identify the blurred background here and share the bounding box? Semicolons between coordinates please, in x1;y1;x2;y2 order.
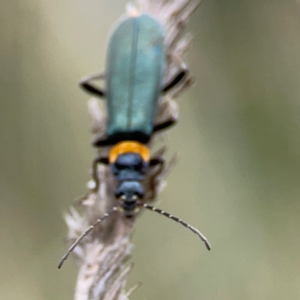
1;0;300;299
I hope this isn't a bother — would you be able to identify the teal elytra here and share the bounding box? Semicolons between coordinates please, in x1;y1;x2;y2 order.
105;14;166;144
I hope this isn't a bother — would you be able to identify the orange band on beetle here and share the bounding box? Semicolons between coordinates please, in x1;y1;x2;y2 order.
109;141;150;163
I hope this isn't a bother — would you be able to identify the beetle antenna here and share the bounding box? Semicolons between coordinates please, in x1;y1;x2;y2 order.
143;204;211;251
58;206;119;269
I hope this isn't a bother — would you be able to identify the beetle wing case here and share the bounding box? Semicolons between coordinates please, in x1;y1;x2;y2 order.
105;14;166;144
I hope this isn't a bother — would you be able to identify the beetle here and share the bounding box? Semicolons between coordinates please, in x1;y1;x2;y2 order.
58;13;210;269
81;13;189;212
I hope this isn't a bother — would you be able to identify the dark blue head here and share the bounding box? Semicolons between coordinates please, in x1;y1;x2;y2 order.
115;181;144;216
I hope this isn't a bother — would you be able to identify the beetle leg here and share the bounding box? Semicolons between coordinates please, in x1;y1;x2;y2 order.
92;155;109;191
153;119;176;133
162;55;188;93
153;98;179;133
149;157;164;167
162;68;188;94
148;157;165;200
79;73;106;98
